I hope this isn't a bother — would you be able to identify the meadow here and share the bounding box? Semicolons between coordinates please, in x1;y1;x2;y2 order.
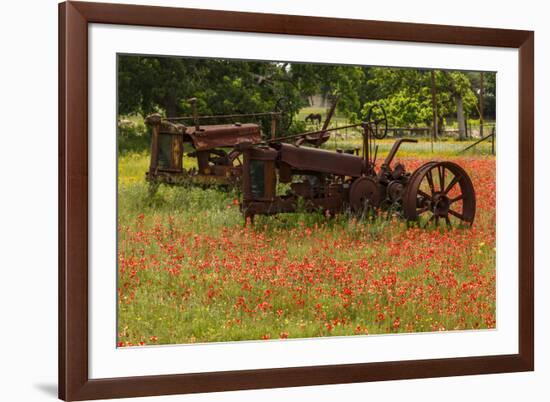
117;135;496;347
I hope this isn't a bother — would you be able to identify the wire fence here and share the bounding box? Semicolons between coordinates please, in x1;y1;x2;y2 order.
305;120;496;155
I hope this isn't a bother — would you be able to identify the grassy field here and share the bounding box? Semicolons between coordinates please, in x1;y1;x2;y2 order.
117;132;496;347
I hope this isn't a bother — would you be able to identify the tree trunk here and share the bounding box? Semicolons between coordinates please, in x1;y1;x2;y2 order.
456;95;466;140
438;115;445;136
430;70;438;141
479;72;484;138
164;98;178;118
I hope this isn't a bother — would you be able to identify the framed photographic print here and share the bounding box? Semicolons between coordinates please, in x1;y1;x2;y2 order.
59;1;534;400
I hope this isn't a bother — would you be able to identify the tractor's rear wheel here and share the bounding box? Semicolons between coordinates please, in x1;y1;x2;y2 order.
403;161;476;227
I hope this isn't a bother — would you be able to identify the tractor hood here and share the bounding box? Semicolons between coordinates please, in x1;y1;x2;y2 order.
187;123;262;151
276;143;364;177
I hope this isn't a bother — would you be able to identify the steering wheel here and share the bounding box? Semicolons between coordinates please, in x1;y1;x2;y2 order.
275;96;294;132
366;104;388;139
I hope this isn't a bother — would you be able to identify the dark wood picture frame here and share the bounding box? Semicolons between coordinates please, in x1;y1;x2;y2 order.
59;1;534;400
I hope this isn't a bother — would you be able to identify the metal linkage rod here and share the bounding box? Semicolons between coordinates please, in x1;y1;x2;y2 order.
166;112;281;121
459;132;495;154
265;123;364;144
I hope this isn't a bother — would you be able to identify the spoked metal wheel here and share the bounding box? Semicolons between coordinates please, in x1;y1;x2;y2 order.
403;161;476;227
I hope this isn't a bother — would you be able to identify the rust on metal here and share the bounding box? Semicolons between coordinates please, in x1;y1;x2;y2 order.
277;143;364;177
187;124;261;151
144;108;266;188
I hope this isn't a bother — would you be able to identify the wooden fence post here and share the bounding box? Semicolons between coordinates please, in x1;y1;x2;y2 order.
491;125;495;155
430;70;438;153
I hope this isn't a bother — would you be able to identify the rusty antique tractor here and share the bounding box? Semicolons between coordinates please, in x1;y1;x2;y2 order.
145;98;278;187
239;105;476;227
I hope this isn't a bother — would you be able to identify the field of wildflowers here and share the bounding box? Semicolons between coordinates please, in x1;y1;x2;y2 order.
117;152;496;347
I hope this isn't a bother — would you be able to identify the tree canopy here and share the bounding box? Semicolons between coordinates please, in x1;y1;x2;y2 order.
118;55;495;136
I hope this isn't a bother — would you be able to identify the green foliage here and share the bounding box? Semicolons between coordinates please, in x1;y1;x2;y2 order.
289;64;365;117
465;71;496;119
359;68;481;129
362;87;433;127
118;55;495;146
118;56;203;117
117;116;149;154
118;56;368;126
287;120;308;135
120;57;308;138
